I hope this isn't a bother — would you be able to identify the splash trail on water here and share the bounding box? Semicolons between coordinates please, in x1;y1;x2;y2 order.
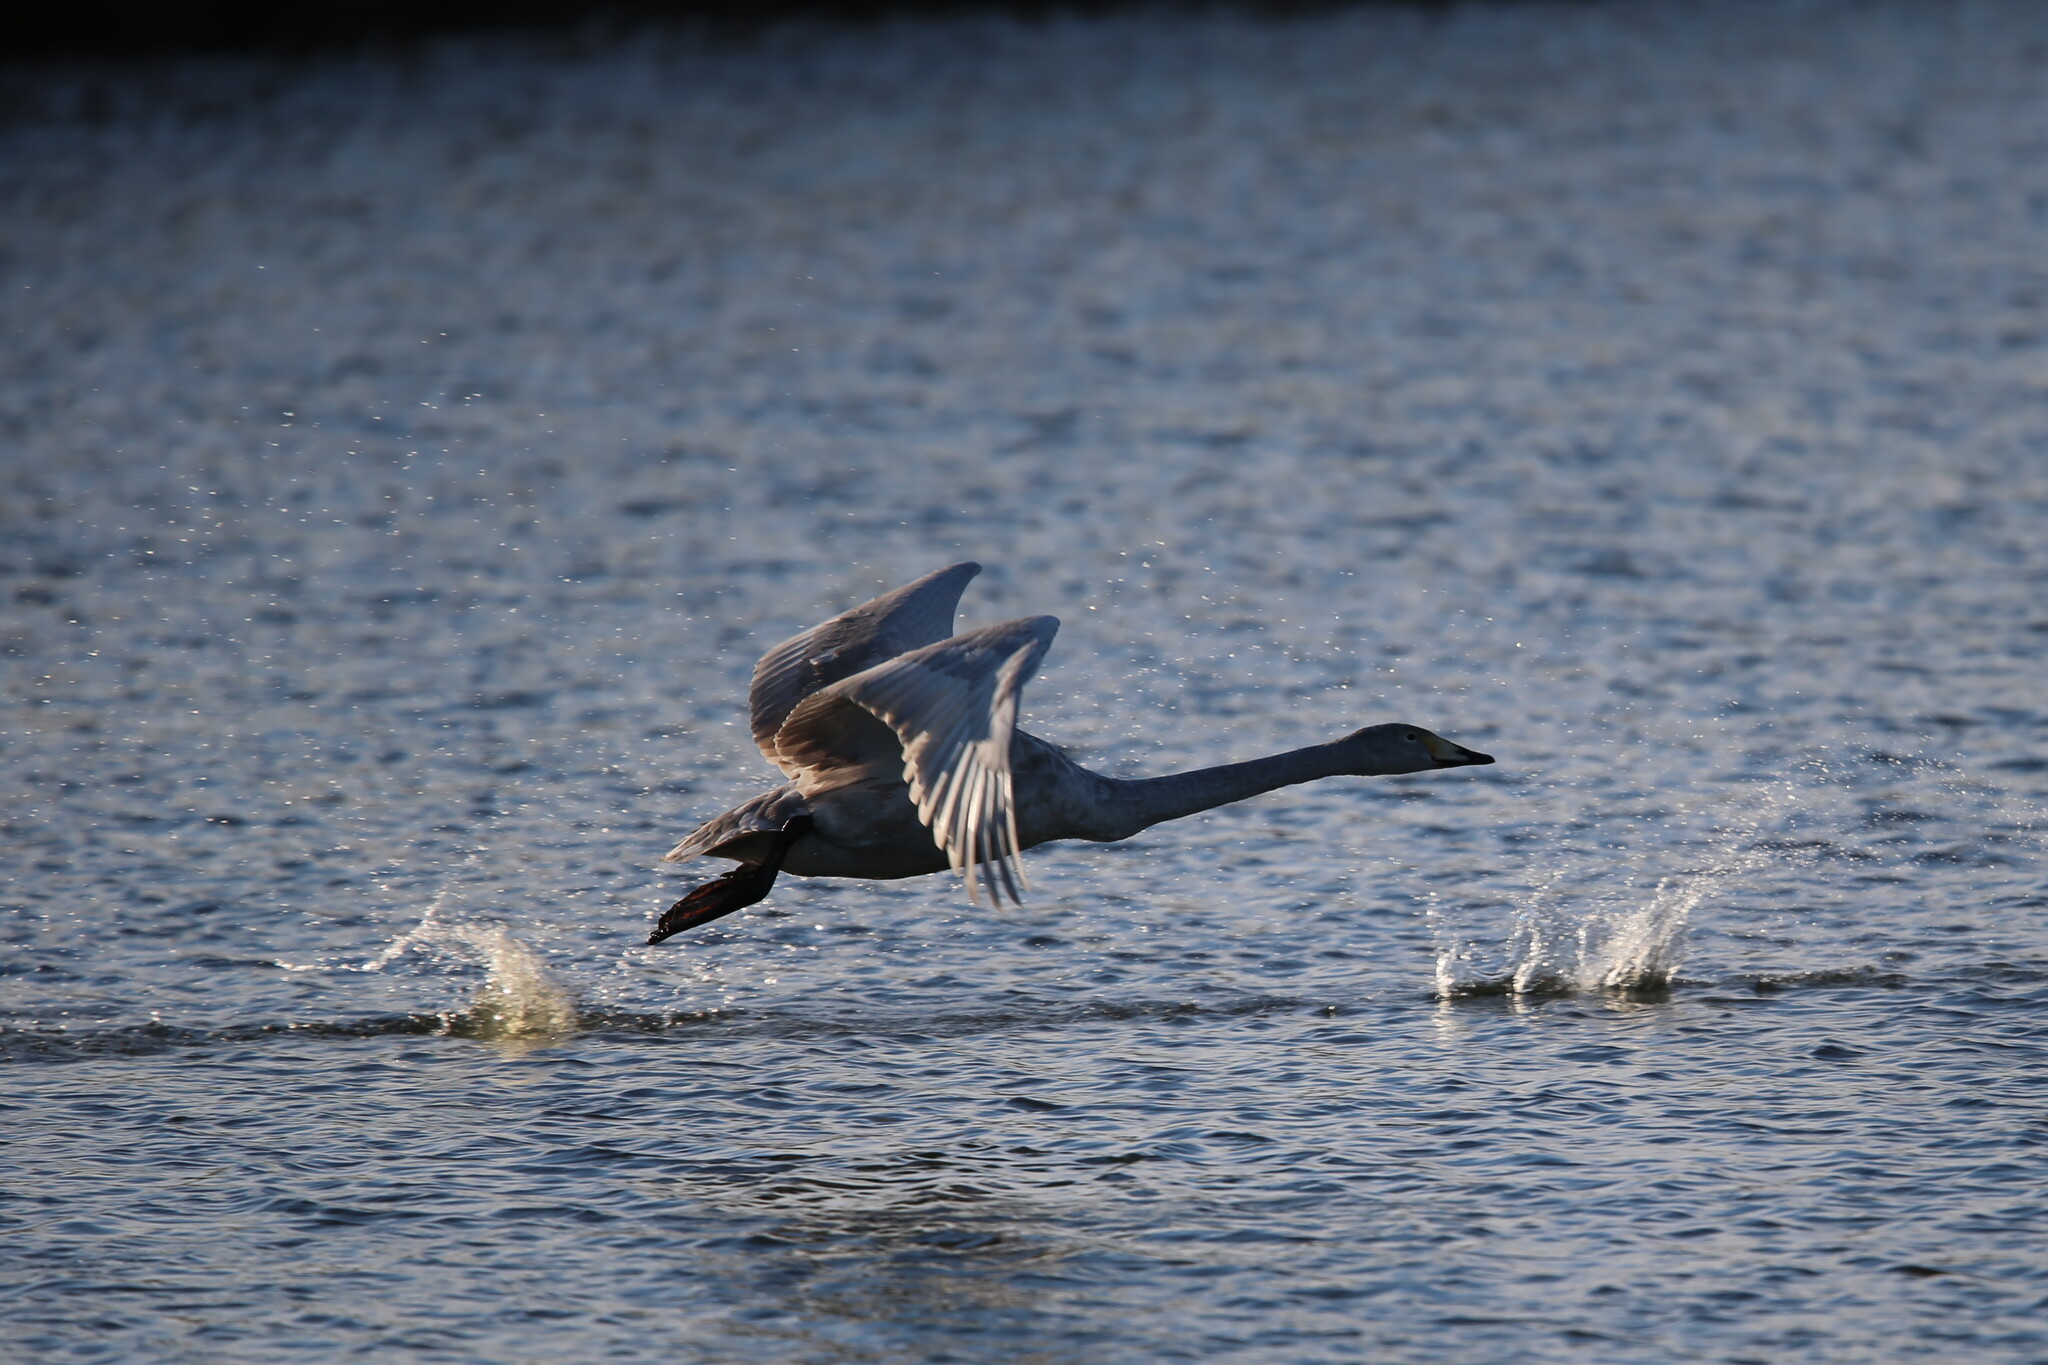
1428;778;1823;999
280;875;580;1040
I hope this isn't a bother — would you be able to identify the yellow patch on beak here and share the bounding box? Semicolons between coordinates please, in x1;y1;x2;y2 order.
1420;732;1461;761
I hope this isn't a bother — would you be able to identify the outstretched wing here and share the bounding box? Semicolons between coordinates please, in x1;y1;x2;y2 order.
779;616;1058;906
748;562;982;775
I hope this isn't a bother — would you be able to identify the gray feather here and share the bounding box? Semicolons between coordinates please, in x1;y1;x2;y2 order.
662;784;809;865
822;615;1059;905
748;562;981;775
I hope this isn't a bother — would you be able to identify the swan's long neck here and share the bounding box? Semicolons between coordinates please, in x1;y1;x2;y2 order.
1086;743;1349;842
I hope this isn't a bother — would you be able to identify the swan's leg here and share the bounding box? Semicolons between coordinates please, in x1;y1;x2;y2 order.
647;816;812;944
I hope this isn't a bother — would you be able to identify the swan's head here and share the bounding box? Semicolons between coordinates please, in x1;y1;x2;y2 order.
1340;723;1495;776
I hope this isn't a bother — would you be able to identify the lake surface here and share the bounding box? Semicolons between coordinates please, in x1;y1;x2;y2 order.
5;4;2048;1360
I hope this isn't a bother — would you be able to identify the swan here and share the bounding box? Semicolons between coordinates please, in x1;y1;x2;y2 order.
650;562;1494;943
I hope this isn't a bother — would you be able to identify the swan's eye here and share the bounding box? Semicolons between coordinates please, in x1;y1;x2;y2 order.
1405;731;1419;742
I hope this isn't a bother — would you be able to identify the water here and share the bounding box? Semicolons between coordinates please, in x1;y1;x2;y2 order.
6;3;2048;1359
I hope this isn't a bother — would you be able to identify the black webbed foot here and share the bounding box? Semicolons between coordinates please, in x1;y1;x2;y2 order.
648;815;812;944
648;862;778;943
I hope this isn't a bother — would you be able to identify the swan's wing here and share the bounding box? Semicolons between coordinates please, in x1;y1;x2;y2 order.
662;784;808;865
748;562;982;775
778;616;1058;906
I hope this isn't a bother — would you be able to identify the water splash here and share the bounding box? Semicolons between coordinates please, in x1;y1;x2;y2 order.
402;920;581;1041
281;873;580;1041
1429;777;1811;1000
1432;870;1708;999
1571;873;1701;993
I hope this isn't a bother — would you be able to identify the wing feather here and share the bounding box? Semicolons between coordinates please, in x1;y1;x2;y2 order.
748;562;981;775
662;784;808;865
818;615;1059;906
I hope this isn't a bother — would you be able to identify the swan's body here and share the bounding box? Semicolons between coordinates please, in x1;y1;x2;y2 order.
651;563;1493;942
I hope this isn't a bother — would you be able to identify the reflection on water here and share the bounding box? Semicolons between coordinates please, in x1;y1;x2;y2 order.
644;1193;1089;1359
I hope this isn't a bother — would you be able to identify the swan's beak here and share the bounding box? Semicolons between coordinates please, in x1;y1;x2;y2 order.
1424;733;1495;768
